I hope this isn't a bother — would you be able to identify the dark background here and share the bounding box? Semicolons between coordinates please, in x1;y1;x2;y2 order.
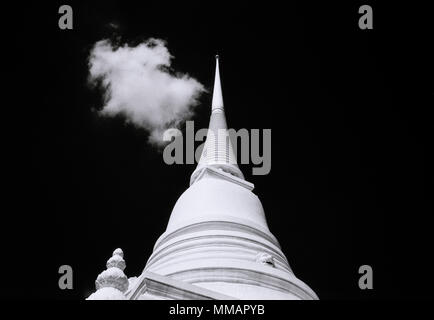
3;1;433;300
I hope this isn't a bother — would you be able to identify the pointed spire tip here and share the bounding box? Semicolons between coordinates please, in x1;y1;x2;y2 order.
212;53;223;110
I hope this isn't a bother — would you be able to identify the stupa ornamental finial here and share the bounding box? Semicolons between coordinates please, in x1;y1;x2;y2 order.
86;248;129;300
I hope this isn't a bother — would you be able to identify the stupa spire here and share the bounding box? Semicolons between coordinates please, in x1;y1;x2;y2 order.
211;55;224;112
190;55;244;185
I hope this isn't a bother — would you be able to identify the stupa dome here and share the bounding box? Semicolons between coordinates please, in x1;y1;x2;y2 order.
166;172;270;234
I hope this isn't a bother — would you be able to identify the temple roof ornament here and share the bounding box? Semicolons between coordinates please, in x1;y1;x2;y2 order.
87;248;129;300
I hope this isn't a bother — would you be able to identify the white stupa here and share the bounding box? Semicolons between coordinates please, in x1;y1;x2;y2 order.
88;56;318;300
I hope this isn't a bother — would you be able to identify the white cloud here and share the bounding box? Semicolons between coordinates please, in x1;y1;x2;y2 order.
88;38;205;146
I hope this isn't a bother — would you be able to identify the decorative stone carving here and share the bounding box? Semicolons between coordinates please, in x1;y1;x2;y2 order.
87;248;129;300
255;252;275;267
106;253;126;271
95;268;129;292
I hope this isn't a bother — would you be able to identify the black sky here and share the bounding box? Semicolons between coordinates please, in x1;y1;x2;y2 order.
3;1;433;300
